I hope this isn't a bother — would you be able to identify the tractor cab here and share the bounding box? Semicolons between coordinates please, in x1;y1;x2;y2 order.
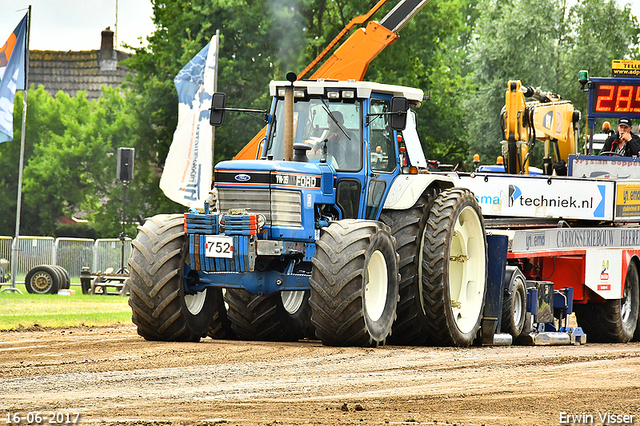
213;80;424;228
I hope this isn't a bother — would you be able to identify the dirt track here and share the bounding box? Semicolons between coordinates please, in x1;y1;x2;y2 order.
1;324;639;425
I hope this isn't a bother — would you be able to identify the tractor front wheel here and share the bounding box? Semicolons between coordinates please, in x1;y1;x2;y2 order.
128;214;218;342
309;220;399;347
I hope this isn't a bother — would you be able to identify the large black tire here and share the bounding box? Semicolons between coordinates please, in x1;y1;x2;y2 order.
422;188;487;346
380;190;436;345
25;265;60;294
575;261;639;343
224;288;311;341
206;288;235;339
501;267;527;338
128;214;219;342
51;266;70;290
48;266;65;292
309;220;399;347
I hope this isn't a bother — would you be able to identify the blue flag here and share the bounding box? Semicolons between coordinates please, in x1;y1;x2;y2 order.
0;13;28;143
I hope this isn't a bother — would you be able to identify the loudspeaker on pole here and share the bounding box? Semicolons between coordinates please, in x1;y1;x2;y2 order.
117;147;135;182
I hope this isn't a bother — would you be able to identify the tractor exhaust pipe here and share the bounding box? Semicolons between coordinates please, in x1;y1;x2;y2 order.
284;72;297;161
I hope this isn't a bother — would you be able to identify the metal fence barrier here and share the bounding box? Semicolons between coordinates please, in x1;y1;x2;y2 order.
54;238;95;278
15;237;55;276
0;237;12;263
93;239;132;273
0;237;12;282
0;236;132;282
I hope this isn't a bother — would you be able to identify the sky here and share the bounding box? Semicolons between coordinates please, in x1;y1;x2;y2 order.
0;0;155;52
2;0;640;53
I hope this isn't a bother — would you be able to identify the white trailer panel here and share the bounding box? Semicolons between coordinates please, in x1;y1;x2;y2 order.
585;249;623;299
450;174;615;221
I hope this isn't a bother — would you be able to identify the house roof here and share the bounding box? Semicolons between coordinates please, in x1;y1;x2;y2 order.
28;28;132;101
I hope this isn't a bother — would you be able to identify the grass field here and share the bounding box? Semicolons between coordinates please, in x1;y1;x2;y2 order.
0;284;131;330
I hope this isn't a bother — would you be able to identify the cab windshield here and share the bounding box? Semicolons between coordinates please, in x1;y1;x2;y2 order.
265;98;362;171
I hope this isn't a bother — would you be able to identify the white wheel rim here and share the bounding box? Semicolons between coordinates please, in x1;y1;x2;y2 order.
418;223;429;313
621;284;631;323
184;289;207;315
365;250;388;322
513;279;525;327
32;272;53;293
449;206;486;334
281;290;305;314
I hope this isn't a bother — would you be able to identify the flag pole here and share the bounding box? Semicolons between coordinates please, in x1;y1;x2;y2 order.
211;30;220;172
6;7;31;294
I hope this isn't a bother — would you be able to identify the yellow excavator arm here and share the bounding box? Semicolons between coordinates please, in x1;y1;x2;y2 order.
502;80;530;174
502;80;580;175
232;0;430;160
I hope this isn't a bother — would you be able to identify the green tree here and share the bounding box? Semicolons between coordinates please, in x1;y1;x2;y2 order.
0;86;142;238
466;0;640;165
0;87;67;236
560;0;640;118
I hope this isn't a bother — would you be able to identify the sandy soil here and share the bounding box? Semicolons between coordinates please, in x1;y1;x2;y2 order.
1;324;639;425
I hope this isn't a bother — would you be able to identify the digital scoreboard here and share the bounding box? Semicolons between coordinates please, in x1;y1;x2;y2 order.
593;82;640;114
584;67;640;153
588;77;640;118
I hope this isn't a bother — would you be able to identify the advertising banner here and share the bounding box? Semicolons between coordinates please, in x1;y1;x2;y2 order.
615;182;640;219
451;174;614;221
569;155;640;180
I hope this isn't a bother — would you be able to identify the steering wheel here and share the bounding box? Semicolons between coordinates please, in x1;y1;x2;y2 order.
599;151;624;157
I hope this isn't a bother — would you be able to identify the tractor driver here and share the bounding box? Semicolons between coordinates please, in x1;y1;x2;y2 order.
600;117;640;157
314;111;353;169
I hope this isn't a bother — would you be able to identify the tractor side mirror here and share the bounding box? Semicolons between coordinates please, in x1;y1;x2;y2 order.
210;92;227;127
390;96;409;131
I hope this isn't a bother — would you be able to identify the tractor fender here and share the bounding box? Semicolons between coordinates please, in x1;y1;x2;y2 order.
383;174;455;210
504;265;524;295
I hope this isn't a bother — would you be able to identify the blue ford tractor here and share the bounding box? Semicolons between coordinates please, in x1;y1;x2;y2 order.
128;77;488;347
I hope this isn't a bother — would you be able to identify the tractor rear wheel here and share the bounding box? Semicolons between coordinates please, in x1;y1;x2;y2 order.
224;288;311;341
309;220;399;347
421;189;487;346
128;214;218;342
380;190;436;345
575;261;639;343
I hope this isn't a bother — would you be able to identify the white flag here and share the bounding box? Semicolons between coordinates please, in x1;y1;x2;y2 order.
160;34;218;209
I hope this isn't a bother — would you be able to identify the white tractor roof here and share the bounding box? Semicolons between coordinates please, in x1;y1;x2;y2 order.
269;79;425;102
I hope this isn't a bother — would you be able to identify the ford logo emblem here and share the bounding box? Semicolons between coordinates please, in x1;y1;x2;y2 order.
235;174;251;182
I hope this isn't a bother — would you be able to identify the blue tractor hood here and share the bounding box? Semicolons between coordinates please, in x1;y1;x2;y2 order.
214;159;336;242
214;159;335;197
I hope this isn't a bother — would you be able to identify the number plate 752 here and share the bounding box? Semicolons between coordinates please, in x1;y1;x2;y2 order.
205;236;233;258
